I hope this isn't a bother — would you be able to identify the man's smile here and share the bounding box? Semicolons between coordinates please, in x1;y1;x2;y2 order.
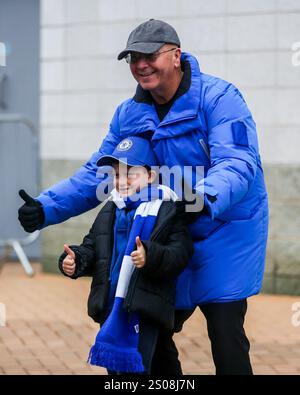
137;70;156;77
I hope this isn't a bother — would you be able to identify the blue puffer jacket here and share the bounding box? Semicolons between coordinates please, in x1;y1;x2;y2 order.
37;52;268;308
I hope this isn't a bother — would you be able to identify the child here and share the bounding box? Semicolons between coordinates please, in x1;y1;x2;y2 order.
58;136;194;375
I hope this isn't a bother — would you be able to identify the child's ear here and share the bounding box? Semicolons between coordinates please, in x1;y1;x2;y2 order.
148;169;157;183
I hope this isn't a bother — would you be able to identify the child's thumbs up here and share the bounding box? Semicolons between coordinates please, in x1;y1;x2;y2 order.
131;236;146;269
64;244;75;259
136;236;142;249
62;244;76;277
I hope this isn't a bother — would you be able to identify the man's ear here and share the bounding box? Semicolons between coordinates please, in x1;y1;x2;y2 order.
174;47;182;69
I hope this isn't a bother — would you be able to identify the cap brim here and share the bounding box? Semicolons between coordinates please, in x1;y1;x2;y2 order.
97;155;146;167
117;42;164;60
96;155;119;167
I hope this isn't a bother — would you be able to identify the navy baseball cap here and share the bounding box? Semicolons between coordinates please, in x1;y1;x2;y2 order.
97;136;158;168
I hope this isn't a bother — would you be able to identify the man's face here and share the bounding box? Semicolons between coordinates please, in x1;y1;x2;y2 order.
112;162;154;197
129;44;181;93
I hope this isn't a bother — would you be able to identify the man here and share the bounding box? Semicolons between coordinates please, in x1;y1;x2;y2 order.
18;19;268;375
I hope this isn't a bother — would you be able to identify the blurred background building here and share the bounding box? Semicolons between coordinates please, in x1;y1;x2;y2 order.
1;0;300;294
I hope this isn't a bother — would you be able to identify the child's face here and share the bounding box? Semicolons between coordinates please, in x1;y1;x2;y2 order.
112;162;156;197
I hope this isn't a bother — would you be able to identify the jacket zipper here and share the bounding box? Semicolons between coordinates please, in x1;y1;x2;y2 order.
199;138;210;160
124;269;139;313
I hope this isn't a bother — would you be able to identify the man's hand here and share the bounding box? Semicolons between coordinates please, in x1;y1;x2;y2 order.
62;244;76;276
18;189;45;233
131;236;146;269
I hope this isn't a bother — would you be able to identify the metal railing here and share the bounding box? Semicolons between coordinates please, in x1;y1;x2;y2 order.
0;113;40;276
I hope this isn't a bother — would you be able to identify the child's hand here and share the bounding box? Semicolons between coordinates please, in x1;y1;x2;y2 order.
62;244;76;276
131;236;146;269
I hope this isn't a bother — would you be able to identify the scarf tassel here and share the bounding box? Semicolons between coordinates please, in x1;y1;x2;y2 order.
87;297;145;373
87;342;144;373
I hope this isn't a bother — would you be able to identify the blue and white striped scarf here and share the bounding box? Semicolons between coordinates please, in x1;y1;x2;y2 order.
87;184;178;373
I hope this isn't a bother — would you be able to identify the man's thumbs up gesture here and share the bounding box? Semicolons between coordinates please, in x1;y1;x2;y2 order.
131;236;146;269
18;189;45;233
62;244;76;276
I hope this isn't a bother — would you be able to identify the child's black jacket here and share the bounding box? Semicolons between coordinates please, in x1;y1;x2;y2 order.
58;199;194;330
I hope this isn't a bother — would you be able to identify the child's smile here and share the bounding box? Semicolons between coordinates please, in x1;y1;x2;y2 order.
112;162;156;197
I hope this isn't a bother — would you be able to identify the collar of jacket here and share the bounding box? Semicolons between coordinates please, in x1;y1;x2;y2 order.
118;52;205;140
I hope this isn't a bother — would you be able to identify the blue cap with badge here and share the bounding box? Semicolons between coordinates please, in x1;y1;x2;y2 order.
97;136;158;168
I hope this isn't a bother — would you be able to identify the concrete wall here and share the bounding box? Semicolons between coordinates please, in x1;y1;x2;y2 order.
39;0;300;294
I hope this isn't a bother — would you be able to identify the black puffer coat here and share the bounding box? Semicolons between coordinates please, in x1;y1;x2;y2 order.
58;199;194;330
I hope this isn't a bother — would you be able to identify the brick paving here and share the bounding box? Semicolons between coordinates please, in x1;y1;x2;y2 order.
0;262;300;375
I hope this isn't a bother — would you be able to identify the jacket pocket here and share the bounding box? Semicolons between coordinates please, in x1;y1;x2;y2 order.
129;285;175;330
87;284;107;323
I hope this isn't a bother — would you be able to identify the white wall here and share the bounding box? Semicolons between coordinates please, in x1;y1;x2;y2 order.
40;0;300;164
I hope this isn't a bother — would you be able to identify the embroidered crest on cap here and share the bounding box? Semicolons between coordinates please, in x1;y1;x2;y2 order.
117;139;133;151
